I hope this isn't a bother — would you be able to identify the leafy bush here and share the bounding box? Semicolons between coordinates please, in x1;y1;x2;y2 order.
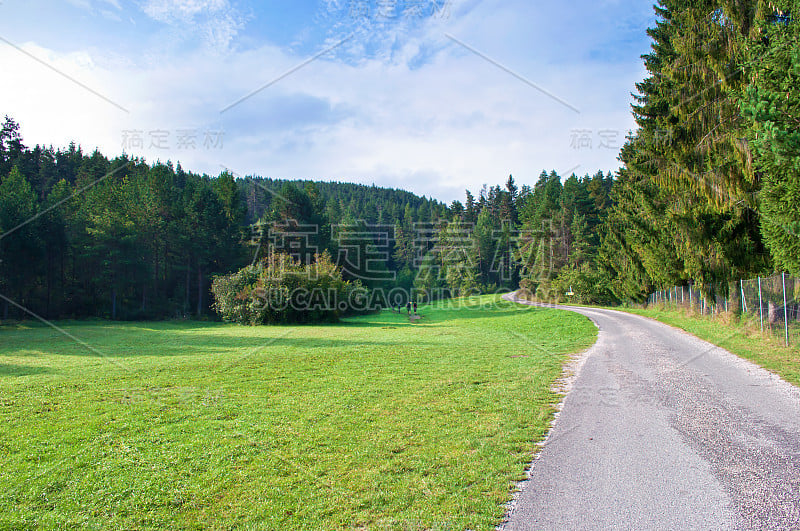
211;252;369;325
552;264;618;305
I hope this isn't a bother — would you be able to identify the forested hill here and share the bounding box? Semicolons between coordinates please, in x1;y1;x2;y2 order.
0;117;452;320
0;115;615;321
6;1;799;322
238;177;445;226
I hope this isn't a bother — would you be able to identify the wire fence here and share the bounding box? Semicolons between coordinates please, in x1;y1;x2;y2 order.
646;273;799;347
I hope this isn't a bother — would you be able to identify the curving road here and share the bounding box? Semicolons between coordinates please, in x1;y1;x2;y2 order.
502;293;800;530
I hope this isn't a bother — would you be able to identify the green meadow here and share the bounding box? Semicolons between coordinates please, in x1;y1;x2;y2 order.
0;295;595;529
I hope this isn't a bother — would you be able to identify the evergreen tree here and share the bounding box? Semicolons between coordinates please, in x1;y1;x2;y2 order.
742;0;800;274
0;167;44;318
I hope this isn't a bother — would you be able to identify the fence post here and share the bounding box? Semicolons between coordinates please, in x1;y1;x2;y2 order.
741;280;747;313
783;272;789;347
758;276;763;333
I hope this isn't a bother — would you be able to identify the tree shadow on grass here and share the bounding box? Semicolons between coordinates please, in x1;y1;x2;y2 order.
0;324;441;358
0;302;540;359
0;364;54;377
412;306;545;321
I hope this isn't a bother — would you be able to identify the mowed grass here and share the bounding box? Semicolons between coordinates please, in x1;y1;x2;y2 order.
0;295;595;530
621;307;800;387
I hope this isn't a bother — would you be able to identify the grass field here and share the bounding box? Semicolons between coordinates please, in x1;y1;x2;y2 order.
621;307;800;388
0;295;596;529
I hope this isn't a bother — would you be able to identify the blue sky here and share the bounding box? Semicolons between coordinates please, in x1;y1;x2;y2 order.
0;0;657;202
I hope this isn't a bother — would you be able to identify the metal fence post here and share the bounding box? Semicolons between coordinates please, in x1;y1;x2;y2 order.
741;280;747;313
783;272;789;347
758;276;763;333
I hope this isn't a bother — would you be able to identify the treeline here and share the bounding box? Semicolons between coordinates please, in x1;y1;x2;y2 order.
248;174;537;299
240;177;445;226
11;0;799;324
518;171;615;303
419;0;800;305
0;117;455;320
0;113;615;320
226;170;615;309
598;0;800;302
0;118;247;320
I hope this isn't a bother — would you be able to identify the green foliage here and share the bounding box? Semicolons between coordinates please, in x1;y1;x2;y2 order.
239;176;445;226
517;170;615;303
10;2;800;316
211;252;368;325
0;116;621;316
0;166;43;313
741;0;800;275
552;264;618;305
601;0;774;301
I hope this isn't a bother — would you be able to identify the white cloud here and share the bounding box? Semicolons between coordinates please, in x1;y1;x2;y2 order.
139;0;245;52
141;0;228;22
66;0;122;13
65;0;93;11
1;0;652;203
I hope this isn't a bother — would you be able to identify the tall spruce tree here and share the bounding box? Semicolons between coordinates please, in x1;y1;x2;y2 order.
604;0;769;299
742;0;800;274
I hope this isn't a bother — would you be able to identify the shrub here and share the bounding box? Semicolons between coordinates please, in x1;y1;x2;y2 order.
211;252;369;325
552;264;618;305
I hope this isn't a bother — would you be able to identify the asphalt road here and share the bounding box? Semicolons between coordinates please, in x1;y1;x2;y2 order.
501;294;800;530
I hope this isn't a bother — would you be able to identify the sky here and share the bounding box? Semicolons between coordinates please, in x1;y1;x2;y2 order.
0;0;657;203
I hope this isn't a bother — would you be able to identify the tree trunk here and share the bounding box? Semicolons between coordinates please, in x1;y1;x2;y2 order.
153;242;159;307
197;265;203;317
768;301;779;325
112;286;117;320
46;249;52;319
185;257;191;317
60;245;65;317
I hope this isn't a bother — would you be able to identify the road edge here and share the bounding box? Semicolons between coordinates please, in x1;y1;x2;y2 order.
496;291;601;529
